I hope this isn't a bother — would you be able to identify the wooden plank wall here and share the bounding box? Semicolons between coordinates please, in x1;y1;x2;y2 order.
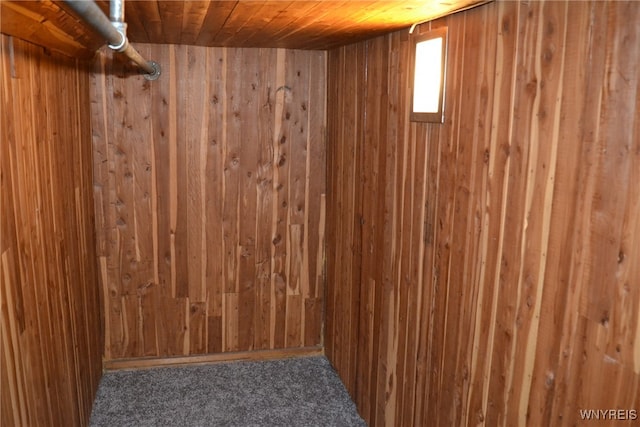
0;35;102;426
91;44;326;361
325;1;640;425
0;1;104;59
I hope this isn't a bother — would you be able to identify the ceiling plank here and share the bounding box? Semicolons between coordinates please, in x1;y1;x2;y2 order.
237;1;296;47
2;0;493;56
157;1;186;44
194;1;238;46
292;1;383;49
1;1;99;58
269;1;349;48
212;1;273;46
120;1;148;42
221;1;296;48
130;1;164;42
180;1;210;45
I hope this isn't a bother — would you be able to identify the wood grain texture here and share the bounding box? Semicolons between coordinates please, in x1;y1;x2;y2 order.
0;35;102;427
0;0;102;58
91;43;327;361
3;0;490;55
325;1;640;425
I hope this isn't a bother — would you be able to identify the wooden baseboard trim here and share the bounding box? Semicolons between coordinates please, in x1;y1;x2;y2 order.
103;346;325;371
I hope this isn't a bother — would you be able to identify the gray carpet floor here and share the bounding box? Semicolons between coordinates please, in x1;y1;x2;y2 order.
90;356;367;427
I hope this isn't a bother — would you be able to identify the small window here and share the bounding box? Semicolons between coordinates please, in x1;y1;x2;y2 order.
410;27;448;123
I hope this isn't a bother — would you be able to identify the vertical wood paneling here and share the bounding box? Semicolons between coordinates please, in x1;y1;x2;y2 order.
91;44;327;361
1;35;102;427
326;41;366;398
326;1;640;425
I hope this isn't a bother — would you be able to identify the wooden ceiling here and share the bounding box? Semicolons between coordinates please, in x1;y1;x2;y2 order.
1;1;490;58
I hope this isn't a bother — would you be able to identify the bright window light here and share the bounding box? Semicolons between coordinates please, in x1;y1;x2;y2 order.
410;27;447;123
413;37;443;113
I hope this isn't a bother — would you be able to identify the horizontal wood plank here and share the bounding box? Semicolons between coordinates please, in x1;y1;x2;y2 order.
104;346;324;371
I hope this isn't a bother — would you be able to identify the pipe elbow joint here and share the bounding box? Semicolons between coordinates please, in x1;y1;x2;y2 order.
108;23;128;52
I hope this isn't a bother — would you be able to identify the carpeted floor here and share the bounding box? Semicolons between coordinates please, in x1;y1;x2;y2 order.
90;355;367;427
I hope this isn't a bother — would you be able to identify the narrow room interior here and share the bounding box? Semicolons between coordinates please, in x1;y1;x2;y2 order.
2;0;639;426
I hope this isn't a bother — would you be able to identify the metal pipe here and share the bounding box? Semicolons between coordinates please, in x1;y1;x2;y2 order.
110;0;125;23
63;0;160;80
109;0;127;41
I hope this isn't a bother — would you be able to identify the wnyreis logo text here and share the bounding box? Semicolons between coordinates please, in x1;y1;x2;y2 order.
579;409;638;421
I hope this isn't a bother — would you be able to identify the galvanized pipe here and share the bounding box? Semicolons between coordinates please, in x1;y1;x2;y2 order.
63;0;160;80
109;0;125;24
109;0;127;43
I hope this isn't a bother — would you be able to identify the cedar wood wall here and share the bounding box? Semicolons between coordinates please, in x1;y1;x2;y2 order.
1;35;102;426
325;1;640;426
91;45;327;360
3;0;639;425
